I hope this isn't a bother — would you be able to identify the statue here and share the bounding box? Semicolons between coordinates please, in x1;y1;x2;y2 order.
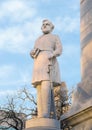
30;19;62;119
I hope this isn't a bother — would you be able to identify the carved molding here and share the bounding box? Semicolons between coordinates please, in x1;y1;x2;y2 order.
61;105;92;130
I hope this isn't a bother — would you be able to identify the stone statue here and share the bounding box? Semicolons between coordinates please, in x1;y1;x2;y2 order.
30;19;62;119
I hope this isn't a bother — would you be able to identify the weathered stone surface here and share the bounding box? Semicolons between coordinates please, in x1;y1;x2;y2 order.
61;104;92;130
80;0;92;17
25;19;62;130
81;0;92;82
71;81;92;109
25;128;59;130
72;0;92;107
25;118;60;130
60;0;92;129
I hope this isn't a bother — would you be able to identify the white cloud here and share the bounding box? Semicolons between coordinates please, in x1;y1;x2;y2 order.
0;0;80;54
0;64;32;87
0;0;37;22
0;17;42;53
20;71;31;84
0;65;15;80
0;15;79;54
58;43;81;88
59;43;81;74
62;44;80;58
69;0;80;11
0;64;22;86
54;16;80;33
0;90;17;97
0;0;42;54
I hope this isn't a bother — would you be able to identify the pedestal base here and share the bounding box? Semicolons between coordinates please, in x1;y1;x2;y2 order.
25;118;60;130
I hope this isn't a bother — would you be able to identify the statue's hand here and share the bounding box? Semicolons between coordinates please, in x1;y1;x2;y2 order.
30;49;36;58
30;50;35;55
30;48;40;58
48;53;54;60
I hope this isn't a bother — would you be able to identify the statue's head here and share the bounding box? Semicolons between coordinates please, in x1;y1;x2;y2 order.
41;19;54;34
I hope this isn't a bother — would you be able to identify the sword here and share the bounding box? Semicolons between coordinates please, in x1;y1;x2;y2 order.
49;59;56;119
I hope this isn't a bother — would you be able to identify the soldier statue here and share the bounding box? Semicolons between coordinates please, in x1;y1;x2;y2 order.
30;19;62;118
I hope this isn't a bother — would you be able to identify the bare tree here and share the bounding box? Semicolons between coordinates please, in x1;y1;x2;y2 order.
0;97;25;130
0;86;37;130
0;84;73;129
17;87;37;118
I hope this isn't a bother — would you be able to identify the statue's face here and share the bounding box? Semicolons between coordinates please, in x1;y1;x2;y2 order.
41;21;52;34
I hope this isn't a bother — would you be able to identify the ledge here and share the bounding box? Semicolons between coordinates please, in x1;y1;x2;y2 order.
61;102;92;126
25;118;60;130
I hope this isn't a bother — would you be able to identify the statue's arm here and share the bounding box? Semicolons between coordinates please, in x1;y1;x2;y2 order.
53;35;62;57
48;35;62;60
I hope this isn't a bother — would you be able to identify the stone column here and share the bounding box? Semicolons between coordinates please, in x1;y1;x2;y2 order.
77;0;92;101
81;0;92;82
60;1;92;129
66;0;92;107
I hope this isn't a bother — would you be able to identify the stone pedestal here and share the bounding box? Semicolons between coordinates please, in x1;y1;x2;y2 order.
25;118;60;130
61;101;92;130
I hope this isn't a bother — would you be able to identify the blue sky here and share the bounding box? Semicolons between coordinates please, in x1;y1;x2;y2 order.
0;0;80;100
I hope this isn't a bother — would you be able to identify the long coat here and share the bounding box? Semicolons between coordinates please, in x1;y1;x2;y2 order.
31;33;62;87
